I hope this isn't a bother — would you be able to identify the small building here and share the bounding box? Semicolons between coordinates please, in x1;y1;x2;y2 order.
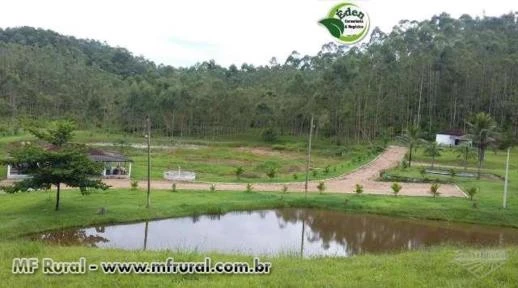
435;129;466;146
87;149;133;179
6;148;132;180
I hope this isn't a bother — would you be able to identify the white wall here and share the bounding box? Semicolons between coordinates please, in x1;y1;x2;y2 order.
6;165;30;179
436;134;455;146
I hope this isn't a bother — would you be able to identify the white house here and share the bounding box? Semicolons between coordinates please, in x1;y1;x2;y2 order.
435;129;466;146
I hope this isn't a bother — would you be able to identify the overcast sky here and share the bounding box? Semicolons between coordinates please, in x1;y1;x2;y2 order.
0;0;516;67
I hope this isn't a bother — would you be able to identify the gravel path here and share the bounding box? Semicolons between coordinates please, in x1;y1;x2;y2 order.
103;146;466;197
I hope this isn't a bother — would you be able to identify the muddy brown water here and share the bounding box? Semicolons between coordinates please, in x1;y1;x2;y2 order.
31;209;518;257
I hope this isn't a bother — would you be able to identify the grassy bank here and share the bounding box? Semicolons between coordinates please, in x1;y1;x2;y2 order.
2;241;517;287
1;187;518;287
2;188;518;239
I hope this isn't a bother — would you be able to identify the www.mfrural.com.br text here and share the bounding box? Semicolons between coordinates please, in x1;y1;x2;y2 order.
12;257;271;275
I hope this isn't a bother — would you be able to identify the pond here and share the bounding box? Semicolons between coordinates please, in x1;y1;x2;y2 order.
32;209;518;257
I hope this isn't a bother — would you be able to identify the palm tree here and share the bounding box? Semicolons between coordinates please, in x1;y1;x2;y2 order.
465;112;498;179
398;125;422;167
424;141;442;169
455;142;477;171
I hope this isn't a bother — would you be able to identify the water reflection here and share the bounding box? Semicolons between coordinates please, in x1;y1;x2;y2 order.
32;209;518;257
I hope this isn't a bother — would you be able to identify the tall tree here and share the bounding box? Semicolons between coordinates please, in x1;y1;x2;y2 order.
424;141;442;169
398;125;422;167
465;112;498;178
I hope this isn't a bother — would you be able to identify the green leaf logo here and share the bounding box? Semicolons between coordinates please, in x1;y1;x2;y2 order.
318;2;370;44
318;18;345;39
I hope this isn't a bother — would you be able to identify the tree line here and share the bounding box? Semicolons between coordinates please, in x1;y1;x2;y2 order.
1;12;517;143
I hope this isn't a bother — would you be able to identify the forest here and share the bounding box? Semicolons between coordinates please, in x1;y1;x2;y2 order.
0;12;517;143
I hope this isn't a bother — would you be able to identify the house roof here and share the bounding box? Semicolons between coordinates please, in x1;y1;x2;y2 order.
38;143;131;162
87;148;131;162
437;129;464;136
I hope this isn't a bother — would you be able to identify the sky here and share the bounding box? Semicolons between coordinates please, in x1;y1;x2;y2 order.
0;0;516;67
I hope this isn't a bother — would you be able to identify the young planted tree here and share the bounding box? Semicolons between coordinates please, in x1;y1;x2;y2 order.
465;113;498;179
354;184;363;194
317;181;326;194
398;125;422;167
455;143;477;171
430;183;440;198
424;141;442;169
235;166;244;179
391;182;402;196
466;187;477;201
2;121;108;210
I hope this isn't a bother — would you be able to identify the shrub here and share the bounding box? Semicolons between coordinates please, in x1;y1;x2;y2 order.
400;160;409;169
419;167;426;177
324;165;330;174
245;183;254;193
449;168;456;178
293;174;298;180
430;183;440;198
281;185;288;193
266;167;277;179
317;181;326;194
312;169;318;177
272;144;286;151
210;184;216;192
235;167;244;179
391;182;402;196
466;187;478;201
262;127;278;143
354;184;363;194
130;180;139;190
172;183;177;192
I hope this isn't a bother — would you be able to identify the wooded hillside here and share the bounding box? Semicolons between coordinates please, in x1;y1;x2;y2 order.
1;12;517;142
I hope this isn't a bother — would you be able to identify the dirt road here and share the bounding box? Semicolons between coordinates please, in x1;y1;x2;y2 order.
104;146;466;197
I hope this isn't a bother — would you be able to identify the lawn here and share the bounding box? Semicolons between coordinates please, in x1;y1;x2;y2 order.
411;146;518;176
127;144;377;182
384;146;518;206
2;241;517;287
1;130;381;182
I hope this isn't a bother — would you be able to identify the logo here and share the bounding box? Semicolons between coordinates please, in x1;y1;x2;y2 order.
319;2;370;44
453;249;507;279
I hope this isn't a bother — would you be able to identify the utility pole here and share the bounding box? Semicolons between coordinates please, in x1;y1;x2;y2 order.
143;221;149;250
300;217;305;258
503;146;510;209
304;114;314;198
146;115;151;208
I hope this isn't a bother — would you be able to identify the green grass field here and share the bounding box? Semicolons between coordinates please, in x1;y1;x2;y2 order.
384;146;518;204
2;241;517;287
1;130;380;182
